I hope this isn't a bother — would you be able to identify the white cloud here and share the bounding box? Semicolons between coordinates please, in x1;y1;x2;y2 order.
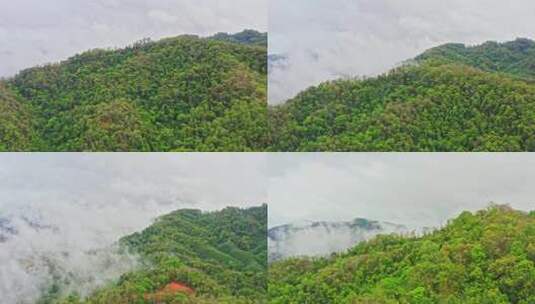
0;153;267;303
148;10;179;24
269;0;535;104
268;153;535;229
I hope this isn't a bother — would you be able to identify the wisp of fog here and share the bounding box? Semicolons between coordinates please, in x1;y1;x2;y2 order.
0;153;267;303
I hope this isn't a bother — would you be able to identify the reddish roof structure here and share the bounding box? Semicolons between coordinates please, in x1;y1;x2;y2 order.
144;282;195;302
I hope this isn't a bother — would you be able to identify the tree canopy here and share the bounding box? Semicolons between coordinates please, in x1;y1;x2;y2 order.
415;38;535;80
45;205;267;304
269;38;535;152
269;205;535;303
0;30;267;151
0;83;36;151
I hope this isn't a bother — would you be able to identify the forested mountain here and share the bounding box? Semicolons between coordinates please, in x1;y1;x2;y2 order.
415;38;535;80
45;205;267;304
0;30;267;152
268;218;406;262
269;206;535;304
269;38;535;152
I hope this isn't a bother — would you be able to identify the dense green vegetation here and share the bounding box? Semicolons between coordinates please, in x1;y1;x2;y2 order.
270;38;535;151
46;205;267;304
6;35;535;151
0;30;267;151
415;38;535;80
0;83;37;151
269;205;535;303
210;30;267;47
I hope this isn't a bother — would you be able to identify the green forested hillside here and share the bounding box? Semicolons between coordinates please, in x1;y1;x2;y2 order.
269;206;535;304
415;38;535;80
209;30;267;47
269;38;535;152
47;205;267;304
0;30;267;151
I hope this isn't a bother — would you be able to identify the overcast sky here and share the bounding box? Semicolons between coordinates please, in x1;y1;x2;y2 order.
268;154;535;229
0;153;267;303
269;0;535;104
0;0;267;78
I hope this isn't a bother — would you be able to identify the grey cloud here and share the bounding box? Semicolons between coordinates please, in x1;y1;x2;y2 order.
0;153;267;303
0;0;267;77
269;0;535;104
267;153;535;229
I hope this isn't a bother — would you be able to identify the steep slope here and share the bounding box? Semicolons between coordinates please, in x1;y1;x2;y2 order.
47;205;267;304
0;83;35;151
268;218;407;262
3;30;267;152
269;206;535;304
270;38;535;152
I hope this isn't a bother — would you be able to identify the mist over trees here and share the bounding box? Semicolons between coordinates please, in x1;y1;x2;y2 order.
269;206;535;303
269;38;535;152
45;205;267;304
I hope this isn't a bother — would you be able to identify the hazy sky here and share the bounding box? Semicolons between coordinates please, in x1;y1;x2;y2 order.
0;153;267;303
0;0;267;78
269;0;535;104
268;154;535;229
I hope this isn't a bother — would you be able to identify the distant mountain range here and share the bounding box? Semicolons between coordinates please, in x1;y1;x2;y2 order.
268;217;407;261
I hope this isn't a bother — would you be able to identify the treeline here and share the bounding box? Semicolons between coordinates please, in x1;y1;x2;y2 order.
0;30;267;152
269;205;535;303
415;38;535;79
269;38;535;152
209;30;267;47
44;205;267;304
4;37;535;151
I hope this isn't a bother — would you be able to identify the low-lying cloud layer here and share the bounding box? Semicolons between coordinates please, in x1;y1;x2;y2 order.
0;0;267;77
0;153;267;303
268;154;535;229
268;219;407;260
269;0;535;103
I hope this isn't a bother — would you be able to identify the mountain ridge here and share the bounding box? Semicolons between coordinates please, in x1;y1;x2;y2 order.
42;205;267;304
0;30;268;152
269;205;535;303
269;38;535;152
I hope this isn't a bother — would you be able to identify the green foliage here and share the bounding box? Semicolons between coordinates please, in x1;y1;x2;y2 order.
269;206;535;303
1;30;267;151
0;83;37;150
50;205;267;304
209;30;267;47
416;38;535;80
270;38;535;152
